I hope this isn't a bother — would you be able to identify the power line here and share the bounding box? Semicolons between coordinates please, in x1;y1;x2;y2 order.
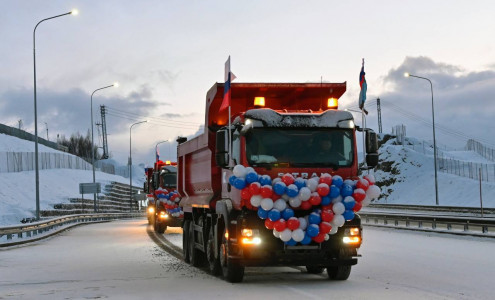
105;106;200;126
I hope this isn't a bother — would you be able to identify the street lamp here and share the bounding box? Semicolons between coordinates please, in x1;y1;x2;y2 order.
404;72;439;205
129;120;147;211
90;83;118;212
33;9;78;220
155;140;169;163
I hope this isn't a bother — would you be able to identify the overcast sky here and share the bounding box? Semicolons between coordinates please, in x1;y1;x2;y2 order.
1;0;494;167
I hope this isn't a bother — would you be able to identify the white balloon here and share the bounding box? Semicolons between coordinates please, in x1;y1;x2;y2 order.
331;195;343;204
250;195;263;207
331;215;345;227
260;198;274;211
289;197;302;208
324;234;330;241
272;177;282;185
298;187;311;201
366;185;381;199
329;226;338;235
273;199;287;211
291;229;305;242
280;228;292;242
361;196;372;207
273;229;281;238
364;174;376;185
245;167;255;174
233;165;247;178
332;202;345;215
307;178;319;192
298;217;308;230
281;194;290;201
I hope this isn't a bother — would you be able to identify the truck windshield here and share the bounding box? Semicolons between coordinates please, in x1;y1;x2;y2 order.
246;129;354;168
161;174;176;188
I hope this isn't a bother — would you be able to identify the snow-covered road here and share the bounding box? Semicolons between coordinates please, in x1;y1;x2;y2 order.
0;219;493;299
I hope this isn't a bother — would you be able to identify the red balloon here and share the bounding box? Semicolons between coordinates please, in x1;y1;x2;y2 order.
352;188;366;202
353;201;363;212
319;175;332;185
249;182;261;195
363;174;375;185
281;173;295;186
317;183;330;197
321;209;334;222
271;193;280;201
300;200;312;210
356;179;370;191
309;193;322;206
319;222;332;234
265;218;275;230
241;188;252;200
313;232;326;243
245;200;254;210
321;203;333;211
287;217;300;230
274;219;287;232
260;185;273;198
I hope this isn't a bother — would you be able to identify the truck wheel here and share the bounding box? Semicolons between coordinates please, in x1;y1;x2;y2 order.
154;217;166;234
306;266;325;274
182;220;190;263
326;248;356;280
189;220;205;267
206;226;221;275
220;227;244;283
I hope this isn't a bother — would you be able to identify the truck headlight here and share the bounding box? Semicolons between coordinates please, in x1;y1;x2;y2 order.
241;228;261;245
159;211;168;219
148;207;155;214
343;227;361;245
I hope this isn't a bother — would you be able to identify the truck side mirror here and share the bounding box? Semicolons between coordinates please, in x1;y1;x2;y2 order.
215;129;229;168
365;130;379;168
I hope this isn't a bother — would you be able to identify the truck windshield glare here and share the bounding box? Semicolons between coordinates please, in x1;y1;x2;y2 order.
246;129;354;168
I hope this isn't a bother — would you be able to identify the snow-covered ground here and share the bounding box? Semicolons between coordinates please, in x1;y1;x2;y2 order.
1;219;493;299
0;133;146;226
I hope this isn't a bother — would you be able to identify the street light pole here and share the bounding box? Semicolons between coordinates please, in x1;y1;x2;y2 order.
404;73;439;205
155;140;169;163
90;83;117;213
129;120;147;211
33;9;77;220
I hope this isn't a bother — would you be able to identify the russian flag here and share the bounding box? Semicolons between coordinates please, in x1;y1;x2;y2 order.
219;56;236;112
358;59;367;112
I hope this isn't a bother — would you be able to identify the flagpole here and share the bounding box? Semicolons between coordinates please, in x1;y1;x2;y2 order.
228;105;232;167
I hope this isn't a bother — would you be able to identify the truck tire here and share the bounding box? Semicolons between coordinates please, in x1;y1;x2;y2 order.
306;266;325;274
326;248;356;280
189;220;205;267
206;226;221;275
183;220;190;263
154;217;166;234
220;227;244;283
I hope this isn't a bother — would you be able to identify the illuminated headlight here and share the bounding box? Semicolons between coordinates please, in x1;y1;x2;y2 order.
159;211;169;219
148;207;155;214
241;228;261;245
343;236;361;244
343;227;361;244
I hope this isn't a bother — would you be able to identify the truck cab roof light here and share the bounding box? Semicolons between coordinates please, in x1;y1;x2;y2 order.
254;97;265;107
327;98;338;109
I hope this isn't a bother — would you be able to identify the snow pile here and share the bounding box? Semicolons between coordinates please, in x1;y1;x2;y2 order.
373;135;495;207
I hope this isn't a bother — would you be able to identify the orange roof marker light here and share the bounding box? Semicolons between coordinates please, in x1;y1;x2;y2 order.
327;98;338;109
254;97;265;107
165;160;171;165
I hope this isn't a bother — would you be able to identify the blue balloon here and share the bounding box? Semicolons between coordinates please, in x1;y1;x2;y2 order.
281;208;295;220
157;194;165;198
268;209;281;222
285;238;297;246
343;198;356;210
301;234;312;245
286;184;299;197
273;182;287;195
257;207;269;219
229;175;237;186
308;213;321;225
294;178;306;189
164;194;170;199
341;184;354;197
233;178;246;190
246;172;259;184
307;224;320;237
259;175;272;186
329;185;340;198
332;175;343;188
343;210;355;221
321;196;331;206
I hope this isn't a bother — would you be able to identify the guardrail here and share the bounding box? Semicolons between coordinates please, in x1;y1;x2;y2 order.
0;212;145;247
368;203;495;216
359;211;495;237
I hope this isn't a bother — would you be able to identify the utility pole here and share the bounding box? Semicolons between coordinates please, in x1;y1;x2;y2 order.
44;122;49;140
377;97;382;134
100;105;109;159
18;119;23;130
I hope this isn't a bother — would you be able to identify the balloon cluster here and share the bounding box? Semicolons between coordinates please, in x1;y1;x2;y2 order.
229;165;381;245
155;188;184;217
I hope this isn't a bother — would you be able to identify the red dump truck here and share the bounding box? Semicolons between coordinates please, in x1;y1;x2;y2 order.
178;82;378;282
144;160;182;233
